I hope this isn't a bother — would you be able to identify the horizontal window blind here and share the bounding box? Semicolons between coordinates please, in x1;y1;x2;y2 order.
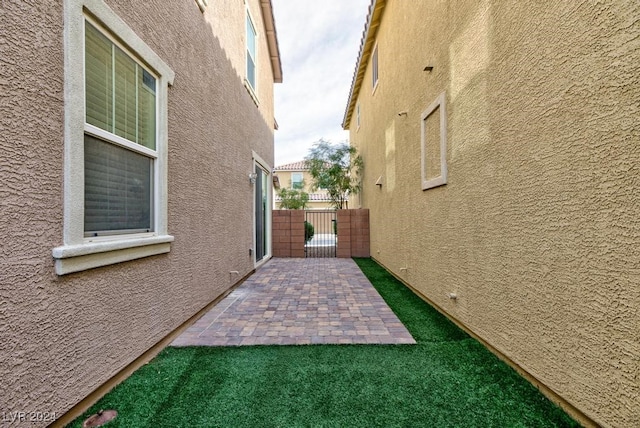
113;47;137;144
85;21;156;149
85;23;113;132
84;135;152;235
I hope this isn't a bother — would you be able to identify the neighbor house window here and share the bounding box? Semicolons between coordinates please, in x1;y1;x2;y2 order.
356;103;361;128
54;0;175;275
246;10;257;93
372;45;378;90
291;172;303;189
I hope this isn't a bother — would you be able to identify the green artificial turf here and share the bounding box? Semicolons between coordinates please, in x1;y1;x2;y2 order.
69;258;579;428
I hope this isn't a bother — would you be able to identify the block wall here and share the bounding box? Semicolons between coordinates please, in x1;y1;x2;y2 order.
272;210;305;258
337;209;371;258
272;209;370;259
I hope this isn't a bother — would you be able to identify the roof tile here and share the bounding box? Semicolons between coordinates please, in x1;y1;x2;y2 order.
274;161;308;171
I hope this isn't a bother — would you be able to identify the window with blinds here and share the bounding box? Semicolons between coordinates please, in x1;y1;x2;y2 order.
84;135;152;234
84;21;156;236
246;12;257;91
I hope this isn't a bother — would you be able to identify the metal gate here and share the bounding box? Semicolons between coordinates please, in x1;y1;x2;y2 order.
304;210;337;258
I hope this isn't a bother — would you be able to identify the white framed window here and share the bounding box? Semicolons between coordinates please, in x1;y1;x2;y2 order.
421;92;448;190
53;0;175;275
84;21;157;237
246;9;258;95
371;44;379;91
291;172;304;189
356;103;361;129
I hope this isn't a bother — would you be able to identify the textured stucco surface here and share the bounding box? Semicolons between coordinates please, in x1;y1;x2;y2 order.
348;1;639;427
1;0;276;425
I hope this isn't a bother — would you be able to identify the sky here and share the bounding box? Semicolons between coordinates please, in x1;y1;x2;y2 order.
271;0;371;167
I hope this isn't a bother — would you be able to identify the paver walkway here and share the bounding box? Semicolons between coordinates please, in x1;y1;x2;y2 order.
171;258;415;346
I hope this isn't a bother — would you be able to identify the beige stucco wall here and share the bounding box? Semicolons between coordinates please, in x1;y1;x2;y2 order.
275;201;334;210
0;0;277;424
348;1;639;427
305;201;334;210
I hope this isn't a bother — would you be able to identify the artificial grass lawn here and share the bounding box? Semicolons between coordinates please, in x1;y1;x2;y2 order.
70;258;579;428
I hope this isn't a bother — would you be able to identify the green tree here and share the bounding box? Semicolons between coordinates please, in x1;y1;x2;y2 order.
277;187;309;210
304;139;363;209
304;221;314;243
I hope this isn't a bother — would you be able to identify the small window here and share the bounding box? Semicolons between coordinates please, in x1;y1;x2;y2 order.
246;11;257;92
291;172;303;189
421;92;447;190
356;103;361;128
372;45;379;90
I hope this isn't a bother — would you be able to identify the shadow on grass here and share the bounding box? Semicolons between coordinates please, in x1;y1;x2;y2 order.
69;258;579;428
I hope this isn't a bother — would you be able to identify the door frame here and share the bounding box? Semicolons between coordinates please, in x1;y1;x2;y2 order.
252;151;272;268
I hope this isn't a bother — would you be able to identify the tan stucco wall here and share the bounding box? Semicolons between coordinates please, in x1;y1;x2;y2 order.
276;201;334;210
208;0;276;126
0;0;276;424
305;201;334;210
348;1;639;427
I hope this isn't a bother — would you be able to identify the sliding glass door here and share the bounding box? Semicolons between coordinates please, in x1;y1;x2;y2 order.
254;163;269;263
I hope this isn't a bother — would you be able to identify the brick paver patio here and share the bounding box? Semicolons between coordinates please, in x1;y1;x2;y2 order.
171;258;415;346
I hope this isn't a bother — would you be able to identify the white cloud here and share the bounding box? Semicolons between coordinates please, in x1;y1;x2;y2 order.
271;0;371;167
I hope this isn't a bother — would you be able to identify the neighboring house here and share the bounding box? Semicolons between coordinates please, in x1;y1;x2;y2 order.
273;161;336;210
343;1;639;427
1;0;281;424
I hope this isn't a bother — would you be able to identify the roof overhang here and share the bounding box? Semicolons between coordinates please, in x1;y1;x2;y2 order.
342;0;386;129
260;0;283;83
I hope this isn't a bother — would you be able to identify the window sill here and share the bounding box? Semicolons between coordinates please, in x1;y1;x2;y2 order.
244;79;260;107
422;177;447;190
195;0;208;13
52;235;174;275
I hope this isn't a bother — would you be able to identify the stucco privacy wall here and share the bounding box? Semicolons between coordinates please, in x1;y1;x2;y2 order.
0;0;277;423
347;1;639;427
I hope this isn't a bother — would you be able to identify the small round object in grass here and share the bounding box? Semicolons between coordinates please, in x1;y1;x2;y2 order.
82;409;117;427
